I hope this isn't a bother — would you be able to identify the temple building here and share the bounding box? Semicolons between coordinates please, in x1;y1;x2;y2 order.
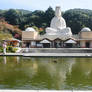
22;6;92;48
78;27;92;48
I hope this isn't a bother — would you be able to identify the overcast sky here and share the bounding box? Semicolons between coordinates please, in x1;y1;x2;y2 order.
0;0;92;11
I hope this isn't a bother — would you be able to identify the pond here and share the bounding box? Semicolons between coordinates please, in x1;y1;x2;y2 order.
0;56;92;90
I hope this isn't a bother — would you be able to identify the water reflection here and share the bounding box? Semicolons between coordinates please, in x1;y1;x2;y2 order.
16;57;20;64
0;57;92;90
3;56;7;64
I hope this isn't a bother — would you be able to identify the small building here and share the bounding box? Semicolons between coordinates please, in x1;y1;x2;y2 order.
64;39;77;48
22;27;41;48
5;38;21;47
78;27;92;48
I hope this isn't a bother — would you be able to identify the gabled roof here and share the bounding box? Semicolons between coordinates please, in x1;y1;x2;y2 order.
65;39;76;43
25;27;36;32
40;39;51;43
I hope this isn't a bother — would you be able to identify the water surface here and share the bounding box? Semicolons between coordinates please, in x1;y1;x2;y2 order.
0;56;92;90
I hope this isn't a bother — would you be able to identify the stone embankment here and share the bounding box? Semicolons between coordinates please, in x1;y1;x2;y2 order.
0;48;92;57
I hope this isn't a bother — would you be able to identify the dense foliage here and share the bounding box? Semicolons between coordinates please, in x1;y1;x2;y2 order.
0;18;22;39
63;9;92;34
0;46;18;53
0;7;92;35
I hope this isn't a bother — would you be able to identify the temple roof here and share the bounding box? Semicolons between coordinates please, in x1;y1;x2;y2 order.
25;27;36;32
65;39;76;43
40;39;51;43
81;27;91;32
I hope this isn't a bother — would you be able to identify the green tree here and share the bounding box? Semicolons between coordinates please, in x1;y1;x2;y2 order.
44;6;55;27
4;9;22;25
63;9;92;34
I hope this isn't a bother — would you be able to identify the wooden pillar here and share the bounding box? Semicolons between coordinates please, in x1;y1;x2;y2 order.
30;41;31;48
52;41;54;48
61;41;63;48
90;41;92;48
22;41;25;48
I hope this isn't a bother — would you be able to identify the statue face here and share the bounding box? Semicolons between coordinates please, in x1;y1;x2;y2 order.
55;6;61;17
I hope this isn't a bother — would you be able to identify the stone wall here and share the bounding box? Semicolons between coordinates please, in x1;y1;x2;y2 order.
79;32;92;39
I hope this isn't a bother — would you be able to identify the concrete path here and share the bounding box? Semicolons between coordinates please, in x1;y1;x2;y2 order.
0;53;92;57
0;53;23;56
23;53;92;57
1;48;92;57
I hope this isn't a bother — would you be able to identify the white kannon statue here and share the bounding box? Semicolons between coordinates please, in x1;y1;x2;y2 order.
45;6;72;40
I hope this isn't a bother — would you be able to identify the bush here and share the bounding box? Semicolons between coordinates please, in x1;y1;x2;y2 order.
6;46;18;53
0;46;3;53
0;46;18;53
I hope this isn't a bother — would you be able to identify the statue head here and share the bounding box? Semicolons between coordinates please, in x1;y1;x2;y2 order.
55;6;61;17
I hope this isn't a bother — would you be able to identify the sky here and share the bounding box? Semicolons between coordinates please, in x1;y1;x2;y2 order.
0;0;92;11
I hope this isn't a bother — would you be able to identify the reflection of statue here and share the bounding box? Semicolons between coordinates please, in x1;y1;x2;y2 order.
45;58;76;89
45;6;72;40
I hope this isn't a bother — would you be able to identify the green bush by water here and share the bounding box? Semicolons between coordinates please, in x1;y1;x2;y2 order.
6;46;18;53
0;46;17;53
0;47;3;53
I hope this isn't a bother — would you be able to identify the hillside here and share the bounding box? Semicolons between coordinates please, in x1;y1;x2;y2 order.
0;18;22;40
0;7;92;36
16;9;32;14
63;8;92;34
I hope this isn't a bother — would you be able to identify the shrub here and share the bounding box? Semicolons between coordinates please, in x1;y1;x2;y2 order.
0;46;18;53
0;46;3;53
6;46;18;53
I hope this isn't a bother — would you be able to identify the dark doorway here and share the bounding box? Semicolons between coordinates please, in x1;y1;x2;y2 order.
86;42;90;48
65;43;73;48
43;43;50;48
54;42;61;48
54;39;62;48
26;42;30;48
